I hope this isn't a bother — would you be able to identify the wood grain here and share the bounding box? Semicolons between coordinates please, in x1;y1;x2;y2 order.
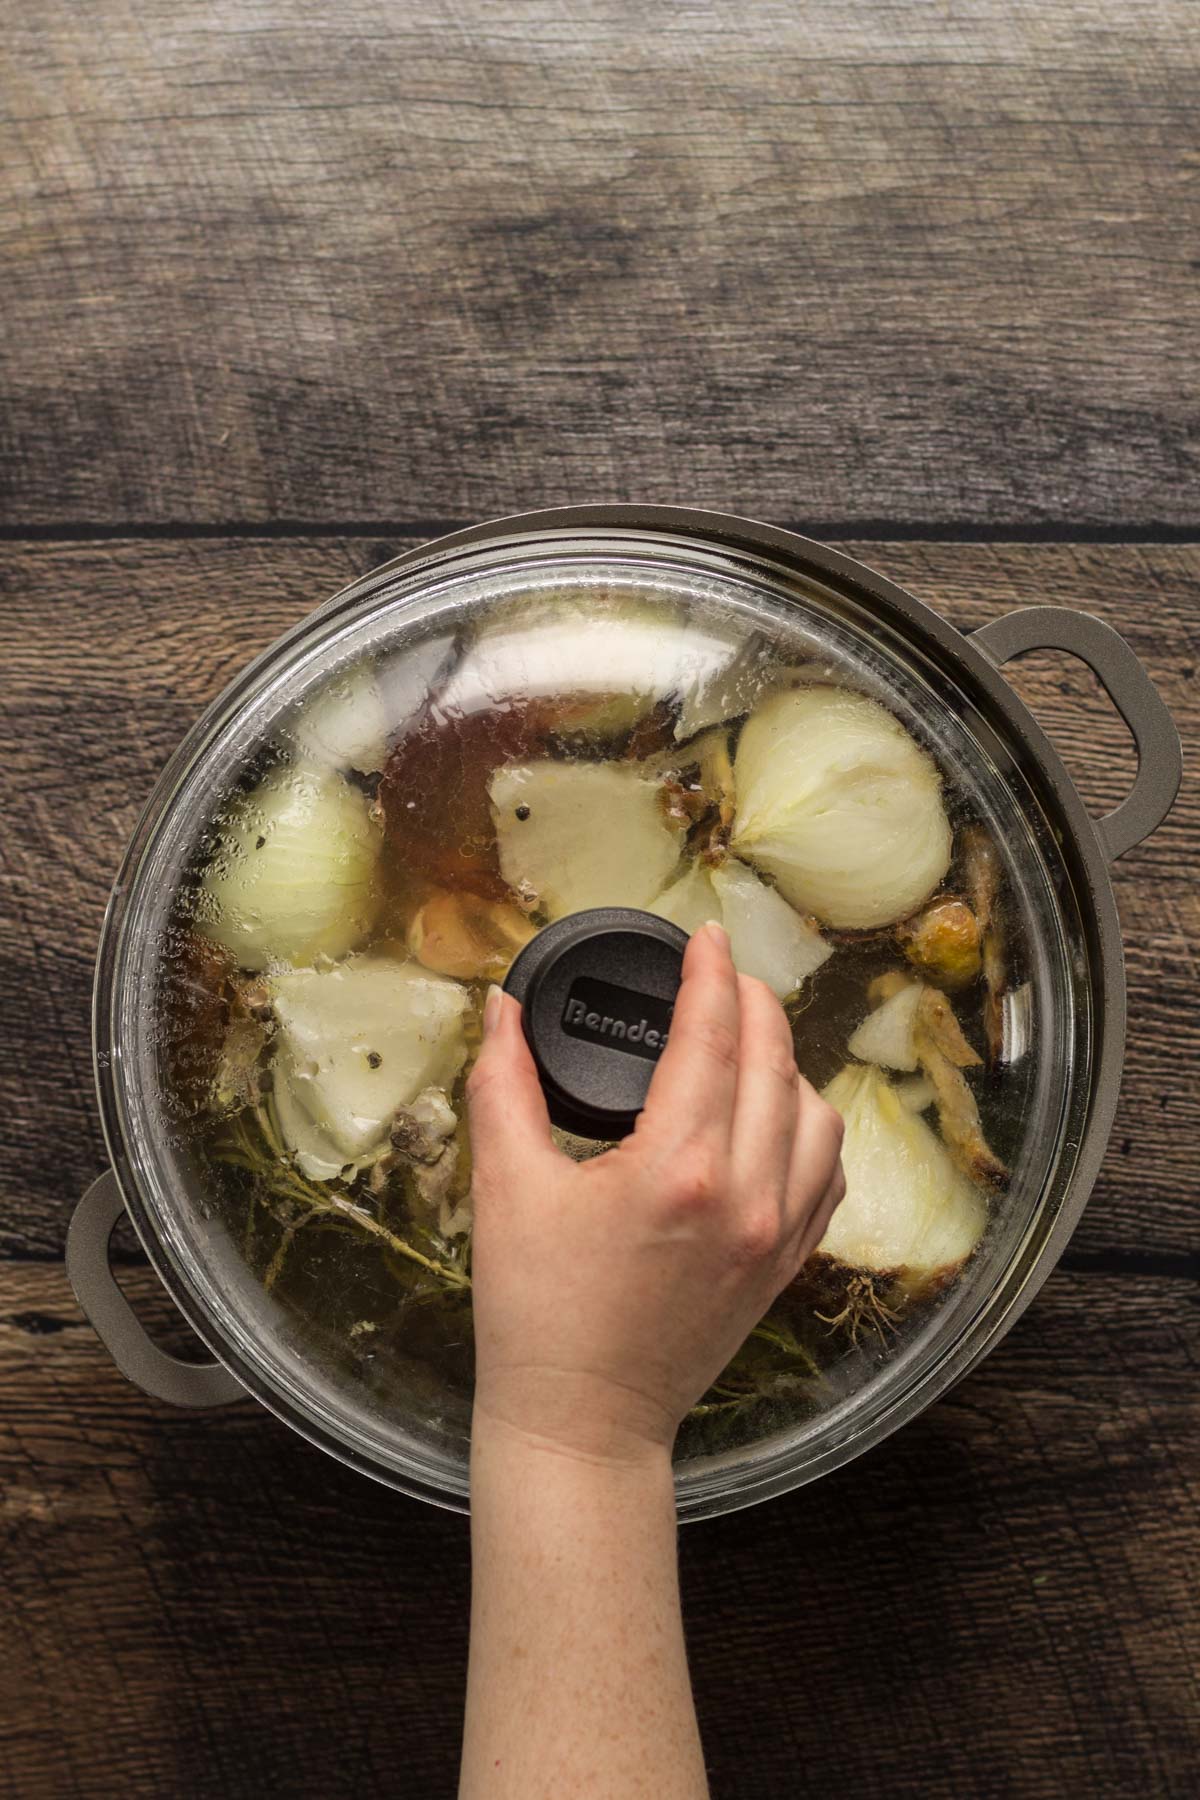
3;537;1194;1792
0;1258;1194;1800
4;1;1198;529
3;537;1195;1263
4;4;1199;1789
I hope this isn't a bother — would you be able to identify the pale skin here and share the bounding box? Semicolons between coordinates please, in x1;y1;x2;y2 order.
459;922;846;1799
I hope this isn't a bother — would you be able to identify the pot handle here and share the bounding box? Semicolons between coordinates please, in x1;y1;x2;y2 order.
66;1170;245;1409
971;605;1182;863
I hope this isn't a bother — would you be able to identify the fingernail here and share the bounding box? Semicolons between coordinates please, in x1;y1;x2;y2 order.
482;983;504;1037
703;918;729;949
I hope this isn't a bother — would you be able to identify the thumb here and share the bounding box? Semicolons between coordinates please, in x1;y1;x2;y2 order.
466;986;554;1184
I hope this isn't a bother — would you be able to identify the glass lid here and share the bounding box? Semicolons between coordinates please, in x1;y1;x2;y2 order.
107;531;1085;1504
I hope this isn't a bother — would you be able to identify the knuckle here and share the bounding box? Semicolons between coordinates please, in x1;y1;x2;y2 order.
667;1144;726;1215
822;1101;846;1148
763;1044;800;1090
731;1208;780;1266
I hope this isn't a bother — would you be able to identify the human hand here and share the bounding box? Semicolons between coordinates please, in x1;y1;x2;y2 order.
466;922;846;1467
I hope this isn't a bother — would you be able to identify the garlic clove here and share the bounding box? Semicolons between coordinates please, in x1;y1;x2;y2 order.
407;888;535;980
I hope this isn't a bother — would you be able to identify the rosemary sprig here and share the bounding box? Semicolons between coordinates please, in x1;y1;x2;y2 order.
688;1316;823;1419
210;1104;470;1291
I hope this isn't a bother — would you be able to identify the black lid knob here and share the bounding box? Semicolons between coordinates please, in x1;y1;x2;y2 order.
503;908;689;1140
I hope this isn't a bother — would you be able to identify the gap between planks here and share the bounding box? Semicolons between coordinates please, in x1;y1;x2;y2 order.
4;520;1200;545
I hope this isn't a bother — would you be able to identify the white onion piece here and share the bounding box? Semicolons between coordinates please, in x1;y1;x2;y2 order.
672;638;778;741
846;981;922;1072
490;761;683;918
268;955;468;1178
375;634;456;739
270;1069;354;1182
288;660;390;775
651;861;720;936
289;637;456;775
199;763;381;971
709;860;830;999
817;1064;987;1280
731;686;952;929
651;858;830;1000
442;599;749;737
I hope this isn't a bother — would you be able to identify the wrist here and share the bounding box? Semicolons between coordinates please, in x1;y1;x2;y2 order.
471;1386;677;1481
470;1410;676;1543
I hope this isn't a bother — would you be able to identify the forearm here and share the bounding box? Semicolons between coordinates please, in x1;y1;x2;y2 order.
460;1418;709;1800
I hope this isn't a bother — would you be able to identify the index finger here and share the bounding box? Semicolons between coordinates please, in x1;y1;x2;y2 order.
638;922;740;1145
466;988;558;1193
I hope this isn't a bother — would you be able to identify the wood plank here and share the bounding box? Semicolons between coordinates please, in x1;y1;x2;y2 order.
2;537;1195;1263
0;1258;1194;1799
4;3;1199;528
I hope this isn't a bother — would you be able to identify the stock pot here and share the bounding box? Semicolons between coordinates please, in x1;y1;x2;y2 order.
67;508;1181;1517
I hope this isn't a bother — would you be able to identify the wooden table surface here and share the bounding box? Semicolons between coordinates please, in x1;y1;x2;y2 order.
2;5;1197;1796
